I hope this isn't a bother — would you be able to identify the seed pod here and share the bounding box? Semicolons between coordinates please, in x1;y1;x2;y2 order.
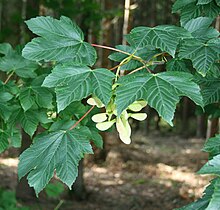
128;103;143;112
119;132;131;145
96;120;115;131
87;96;104;108
92;113;107;123
130;113;147;121
116;116;131;144
128;100;147;112
137;100;147;107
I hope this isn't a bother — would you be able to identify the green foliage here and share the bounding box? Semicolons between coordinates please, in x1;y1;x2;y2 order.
126;25;191;57
166;59;191;72
109;45;159;71
173;0;220;25
0;0;219;208
183;17;219;42
18;126;93;196
0;43;38;78
203;134;220;158
22;16;97;66
0;131;9;153
0;188;29;210
115;71;203;125
196;72;220;105
179;39;220;76
42;64;115;112
171;1;220;208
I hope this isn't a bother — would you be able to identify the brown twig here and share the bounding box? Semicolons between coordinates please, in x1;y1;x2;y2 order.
69;105;95;130
4;71;14;84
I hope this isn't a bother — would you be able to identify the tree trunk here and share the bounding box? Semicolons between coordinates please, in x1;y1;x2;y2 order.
206;118;219;139
122;0;131;45
196;115;207;138
69;160;87;200
16;130;36;201
181;97;189;136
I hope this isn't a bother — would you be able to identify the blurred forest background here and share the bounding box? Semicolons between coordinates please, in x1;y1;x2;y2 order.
0;0;219;210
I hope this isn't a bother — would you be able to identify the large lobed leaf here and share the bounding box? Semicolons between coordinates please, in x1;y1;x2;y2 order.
196;75;220;105
19;86;53;111
43;64;115;112
166;58;191;73
18;127;93;196
179;39;220;76
172;0;197;12
0;51;38;78
22;16;97;66
179;2;220;26
126;25;191;57
115;71;203;126
184;17;219;42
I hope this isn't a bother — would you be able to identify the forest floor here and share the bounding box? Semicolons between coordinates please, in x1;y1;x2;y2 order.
0;131;211;210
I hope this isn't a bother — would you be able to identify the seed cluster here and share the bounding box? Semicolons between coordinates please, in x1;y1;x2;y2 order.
87;96;147;144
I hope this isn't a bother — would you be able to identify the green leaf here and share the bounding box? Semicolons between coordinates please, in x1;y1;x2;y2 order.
32;87;53;109
19;86;53;111
22;16;97;66
0;53;38;78
166;59;190;72
43;64;115;112
0;91;13;102
198;154;220;175
10;128;21;148
197;76;220;105
18;127;93;196
206;178;220;210
88;127;103;149
184;17;213;32
49;120;75;132
203;135;220;158
197;0;213;5
115;71;203;125
19;88;35;111
184;17;219;42
0;103;12;121
37;111;53;125
202;2;220;17
0;131;9;153
19;110;39;137
0;43;13;56
216;0;220;6
179;39;220;76
172;0;197;12
59;102;88;120
126;25;191;57
180;2;220;26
